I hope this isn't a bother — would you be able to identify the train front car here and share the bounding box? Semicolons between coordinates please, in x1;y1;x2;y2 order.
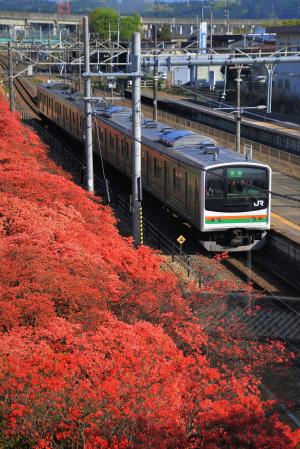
201;161;271;251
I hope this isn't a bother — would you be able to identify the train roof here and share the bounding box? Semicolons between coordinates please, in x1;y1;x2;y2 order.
38;83;268;171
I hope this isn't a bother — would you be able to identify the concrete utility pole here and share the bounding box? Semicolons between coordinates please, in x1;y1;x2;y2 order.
225;0;230;35
8;41;14;112
235;66;242;153
83;16;94;192
153;25;158;121
266;63;276;113
131;32;143;247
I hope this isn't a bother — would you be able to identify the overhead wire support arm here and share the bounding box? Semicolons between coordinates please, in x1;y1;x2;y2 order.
143;53;300;68
82;71;141;78
8;41;14;112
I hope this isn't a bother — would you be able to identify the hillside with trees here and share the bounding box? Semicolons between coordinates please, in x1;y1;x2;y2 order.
0;0;299;18
1;91;300;448
144;0;300;20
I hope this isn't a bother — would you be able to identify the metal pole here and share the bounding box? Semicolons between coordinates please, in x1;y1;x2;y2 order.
235;66;242;153
8;41;14;112
246;250;252;285
153;25;158;121
226;0;230;34
83;16;94;193
210;9;213;50
78;55;82;91
131;32;143;247
194;61;198;102
49;53;52;80
266;64;275;114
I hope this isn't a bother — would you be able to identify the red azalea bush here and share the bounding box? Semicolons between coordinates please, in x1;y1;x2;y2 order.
0;92;299;448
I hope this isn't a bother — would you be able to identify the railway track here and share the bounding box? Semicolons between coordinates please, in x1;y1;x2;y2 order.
0;57;40;117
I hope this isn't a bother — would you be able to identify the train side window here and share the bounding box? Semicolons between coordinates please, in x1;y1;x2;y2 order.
79;116;82;130
153;158;162;178
206;169;224;199
173;168;181;191
126;142;129;158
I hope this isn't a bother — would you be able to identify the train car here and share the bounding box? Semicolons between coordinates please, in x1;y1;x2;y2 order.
37;82;271;252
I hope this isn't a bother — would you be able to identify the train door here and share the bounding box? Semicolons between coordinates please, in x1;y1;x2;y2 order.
146;152;150;186
51;98;54;121
194;177;200;221
185;172;188;212
185;172;193;216
116;135;119;166
62;106;65;129
164;161;167;199
104;129;108;157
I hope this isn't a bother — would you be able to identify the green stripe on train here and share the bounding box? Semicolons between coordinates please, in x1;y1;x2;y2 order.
205;218;267;224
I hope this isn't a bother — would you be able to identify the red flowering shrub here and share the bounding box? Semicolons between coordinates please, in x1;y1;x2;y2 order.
0;91;299;448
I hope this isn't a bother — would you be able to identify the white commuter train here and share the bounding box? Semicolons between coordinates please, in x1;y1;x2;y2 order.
37;82;271;251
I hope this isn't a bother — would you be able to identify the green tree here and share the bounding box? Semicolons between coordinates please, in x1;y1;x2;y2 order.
90;8;141;41
157;24;172;41
90;8;118;40
120;13;141;41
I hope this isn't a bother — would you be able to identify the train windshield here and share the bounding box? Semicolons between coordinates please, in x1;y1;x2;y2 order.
205;166;269;212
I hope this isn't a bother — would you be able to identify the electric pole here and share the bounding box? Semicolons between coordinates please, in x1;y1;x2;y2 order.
225;0;230;34
153;25;158;121
8;41;14;112
266;63;276;113
131;32;143;246
83;16;94;192
235;66;242;153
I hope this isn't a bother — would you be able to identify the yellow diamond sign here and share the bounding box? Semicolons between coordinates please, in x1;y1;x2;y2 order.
177;235;186;245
